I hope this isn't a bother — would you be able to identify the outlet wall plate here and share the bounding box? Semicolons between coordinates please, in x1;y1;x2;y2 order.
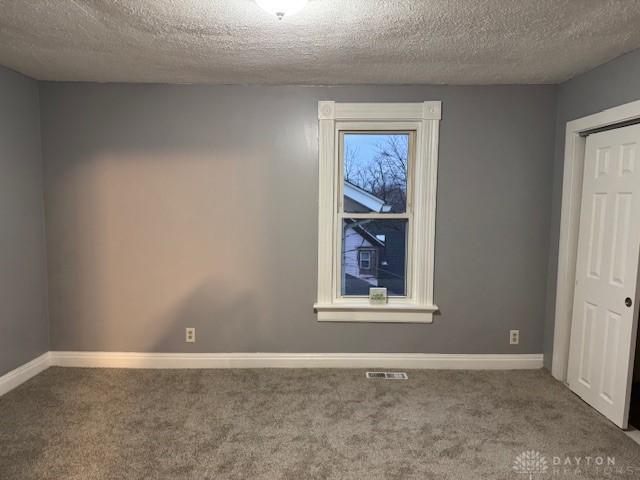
185;328;196;343
509;330;520;345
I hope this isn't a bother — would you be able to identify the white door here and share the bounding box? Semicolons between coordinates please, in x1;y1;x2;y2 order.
567;123;640;428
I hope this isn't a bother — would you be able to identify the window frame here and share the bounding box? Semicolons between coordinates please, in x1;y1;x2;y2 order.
337;127;415;299
314;101;441;323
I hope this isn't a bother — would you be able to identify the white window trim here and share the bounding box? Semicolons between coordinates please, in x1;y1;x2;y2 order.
314;101;441;323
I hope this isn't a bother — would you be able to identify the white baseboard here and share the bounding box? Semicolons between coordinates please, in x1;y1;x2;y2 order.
0;352;543;395
0;352;51;396
50;351;543;370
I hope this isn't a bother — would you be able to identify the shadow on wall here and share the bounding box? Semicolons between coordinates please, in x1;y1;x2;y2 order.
46;147;316;352
43;86;319;351
46;147;316;350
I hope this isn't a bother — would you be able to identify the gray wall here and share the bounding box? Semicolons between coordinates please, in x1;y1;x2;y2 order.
544;48;640;369
40;83;556;354
0;66;48;375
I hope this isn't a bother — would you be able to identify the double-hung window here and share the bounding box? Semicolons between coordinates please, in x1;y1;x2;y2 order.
314;102;441;322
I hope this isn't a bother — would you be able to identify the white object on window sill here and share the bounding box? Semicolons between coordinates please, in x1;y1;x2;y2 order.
369;287;388;305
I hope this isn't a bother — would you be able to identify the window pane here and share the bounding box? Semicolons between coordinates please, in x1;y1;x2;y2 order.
343;133;409;213
341;219;407;296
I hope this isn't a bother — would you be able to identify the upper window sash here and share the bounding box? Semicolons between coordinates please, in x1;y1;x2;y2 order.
337;129;416;217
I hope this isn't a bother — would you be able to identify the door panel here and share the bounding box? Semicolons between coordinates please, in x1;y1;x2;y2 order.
578;302;596;387
600;310;620;403
568;124;640;428
586;193;606;278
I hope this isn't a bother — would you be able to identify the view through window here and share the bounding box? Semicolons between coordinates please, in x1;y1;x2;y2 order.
340;133;411;297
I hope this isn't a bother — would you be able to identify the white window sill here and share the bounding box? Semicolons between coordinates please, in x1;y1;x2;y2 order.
313;303;438;323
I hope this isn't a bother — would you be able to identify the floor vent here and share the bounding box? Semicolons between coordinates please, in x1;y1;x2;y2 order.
366;371;408;380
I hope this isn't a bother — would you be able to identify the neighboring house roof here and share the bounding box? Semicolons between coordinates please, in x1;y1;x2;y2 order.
344;181;392;213
344;219;385;248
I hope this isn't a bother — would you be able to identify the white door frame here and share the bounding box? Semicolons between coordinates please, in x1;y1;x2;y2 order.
552;99;640;382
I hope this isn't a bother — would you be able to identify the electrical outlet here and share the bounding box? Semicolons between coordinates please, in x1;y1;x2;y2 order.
185;327;196;343
510;329;520;345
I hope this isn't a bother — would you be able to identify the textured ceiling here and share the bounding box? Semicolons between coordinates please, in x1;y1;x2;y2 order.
1;0;640;85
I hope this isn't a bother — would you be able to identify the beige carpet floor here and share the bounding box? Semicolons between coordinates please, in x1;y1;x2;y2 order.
1;367;640;479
